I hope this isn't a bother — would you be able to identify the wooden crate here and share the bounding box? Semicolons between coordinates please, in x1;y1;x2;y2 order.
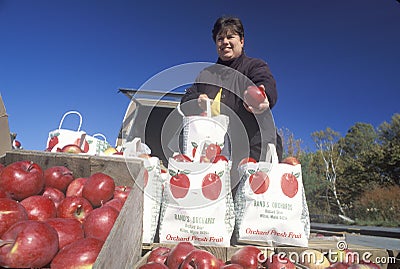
0;150;145;269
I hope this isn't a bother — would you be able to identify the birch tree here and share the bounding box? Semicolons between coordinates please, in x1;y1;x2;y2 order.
311;128;347;217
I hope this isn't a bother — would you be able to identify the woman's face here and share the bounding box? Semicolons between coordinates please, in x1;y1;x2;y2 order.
215;30;244;61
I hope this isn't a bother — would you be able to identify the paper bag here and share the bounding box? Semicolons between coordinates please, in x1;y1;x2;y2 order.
85;133;112;155
46;111;87;152
234;144;310;247
158;143;235;247
181;100;230;159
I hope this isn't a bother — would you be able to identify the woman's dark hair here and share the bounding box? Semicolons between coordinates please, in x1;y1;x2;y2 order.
212;16;244;42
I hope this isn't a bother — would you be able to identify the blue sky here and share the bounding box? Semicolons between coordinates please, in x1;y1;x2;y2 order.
1;0;399;153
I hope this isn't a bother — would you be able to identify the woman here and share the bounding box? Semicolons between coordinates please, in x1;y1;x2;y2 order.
180;16;282;169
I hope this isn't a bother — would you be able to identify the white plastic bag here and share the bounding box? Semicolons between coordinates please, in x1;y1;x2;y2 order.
234;144;310;247
124;138;162;244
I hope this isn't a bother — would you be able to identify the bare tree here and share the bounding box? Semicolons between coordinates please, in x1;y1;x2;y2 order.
278;127;302;158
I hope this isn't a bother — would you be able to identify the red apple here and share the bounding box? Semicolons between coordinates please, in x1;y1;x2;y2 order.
238;157;257;167
104;198;125;212
57;196;93;223
139;262;169;269
216;259;228;267
66;177;88;197
0;187;11;199
172;154;192;162
359;261;381;269
45;217;84;249
44;165;74;192
166;242;196;269
328;262;352;269
230;246;264;269
147;246;171;264
180;249;220;269
60;144;84;153
0;163;4;173
211;155;229;163
281;156;300;165
42;186;65;208
281;173;298;198
169;172;190;199
336;249;358;265
266;254;296;269
243;85;267;108
249;170;270;194
221;264;244;269
20;195;57;221
0;220;59;268
82;172;115;207
50;237;104;269
202;172;222;200
205;143;222;160
0;198;28;237
83;205;119;242
348;265;380;269
0;160;44;201
113;185;132;202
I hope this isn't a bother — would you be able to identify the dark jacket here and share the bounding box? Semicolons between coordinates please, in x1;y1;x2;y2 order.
180;53;278;153
181;53;277;113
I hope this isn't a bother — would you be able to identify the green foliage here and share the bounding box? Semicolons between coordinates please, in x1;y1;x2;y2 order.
377;114;400;185
283;113;400;226
301;152;331;214
340;122;378;159
337;123;382;209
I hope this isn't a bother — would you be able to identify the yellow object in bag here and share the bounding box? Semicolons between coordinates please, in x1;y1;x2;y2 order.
211;88;222;116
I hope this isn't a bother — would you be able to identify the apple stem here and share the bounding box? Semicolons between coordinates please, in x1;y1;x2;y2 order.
76;204;82;215
27;161;34;171
0;239;14;247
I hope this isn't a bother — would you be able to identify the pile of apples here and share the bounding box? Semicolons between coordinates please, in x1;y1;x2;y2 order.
139;242;382;269
296;249;381;269
139;242;296;268
0;160;131;268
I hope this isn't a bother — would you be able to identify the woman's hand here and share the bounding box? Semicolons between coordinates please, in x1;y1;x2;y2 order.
243;85;270;114
198;94;210;111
